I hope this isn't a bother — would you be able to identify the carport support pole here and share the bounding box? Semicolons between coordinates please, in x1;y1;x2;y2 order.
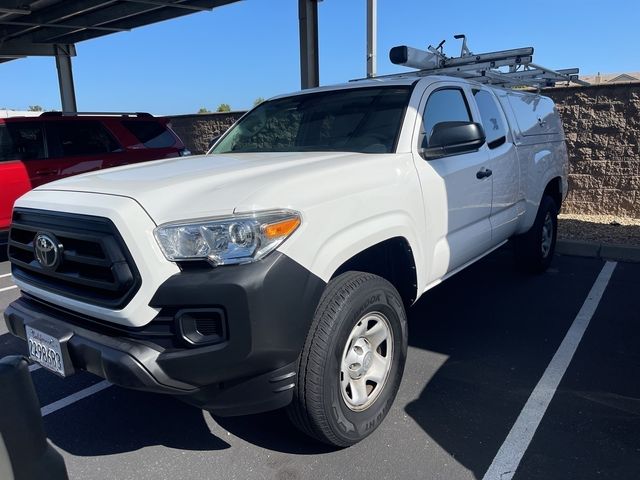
366;0;377;78
298;0;319;89
55;44;77;113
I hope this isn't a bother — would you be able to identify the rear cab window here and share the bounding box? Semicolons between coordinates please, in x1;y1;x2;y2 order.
122;121;176;148
0;122;45;162
472;89;508;149
505;93;561;137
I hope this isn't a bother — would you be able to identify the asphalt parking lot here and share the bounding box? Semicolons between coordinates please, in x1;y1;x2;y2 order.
1;248;639;480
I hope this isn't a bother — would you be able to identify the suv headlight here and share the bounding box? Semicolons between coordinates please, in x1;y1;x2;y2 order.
154;210;301;266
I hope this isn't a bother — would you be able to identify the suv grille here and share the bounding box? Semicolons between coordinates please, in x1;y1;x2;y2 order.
8;208;141;309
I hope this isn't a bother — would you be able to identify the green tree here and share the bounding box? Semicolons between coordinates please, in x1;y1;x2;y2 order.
253;97;265;107
216;103;231;113
197;107;211;114
27;105;43;112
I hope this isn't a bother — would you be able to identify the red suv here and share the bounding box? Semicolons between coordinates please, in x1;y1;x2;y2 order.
1;112;188;250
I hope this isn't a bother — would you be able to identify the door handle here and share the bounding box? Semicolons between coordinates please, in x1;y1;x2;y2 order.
476;168;493;179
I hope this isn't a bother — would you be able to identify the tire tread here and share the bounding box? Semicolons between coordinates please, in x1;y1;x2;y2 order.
287;271;381;446
513;195;558;274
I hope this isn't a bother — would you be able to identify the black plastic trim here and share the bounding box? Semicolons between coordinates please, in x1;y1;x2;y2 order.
4;298;194;393
392;80;420;153
148;252;327;387
3;252;327;416
176;308;227;346
8;208;141;309
19;293;179;348
488;135;507;149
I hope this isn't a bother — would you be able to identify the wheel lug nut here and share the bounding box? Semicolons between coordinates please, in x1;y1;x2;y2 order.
354;346;364;355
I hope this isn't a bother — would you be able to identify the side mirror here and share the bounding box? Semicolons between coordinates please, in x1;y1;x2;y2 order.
421;121;486;159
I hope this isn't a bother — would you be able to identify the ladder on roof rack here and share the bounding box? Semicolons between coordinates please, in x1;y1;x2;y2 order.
358;34;589;89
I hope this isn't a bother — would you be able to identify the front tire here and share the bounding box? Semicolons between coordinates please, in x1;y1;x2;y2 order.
513;195;558;273
287;271;408;447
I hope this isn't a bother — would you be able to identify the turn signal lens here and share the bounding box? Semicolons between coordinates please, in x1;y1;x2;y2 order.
263;217;301;239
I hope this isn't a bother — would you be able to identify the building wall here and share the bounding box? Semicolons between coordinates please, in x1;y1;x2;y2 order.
545;83;640;218
169;112;244;155
169;83;640;218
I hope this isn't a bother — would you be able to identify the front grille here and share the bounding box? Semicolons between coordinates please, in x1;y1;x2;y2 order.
8;208;141;309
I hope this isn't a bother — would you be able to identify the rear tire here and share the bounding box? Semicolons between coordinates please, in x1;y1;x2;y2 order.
287;271;408;447
513;195;558;273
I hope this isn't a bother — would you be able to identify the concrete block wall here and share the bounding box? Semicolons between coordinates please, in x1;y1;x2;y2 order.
169;112;244;155
544;83;640;218
169;83;640;219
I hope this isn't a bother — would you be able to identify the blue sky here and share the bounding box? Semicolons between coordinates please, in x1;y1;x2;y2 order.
1;0;638;114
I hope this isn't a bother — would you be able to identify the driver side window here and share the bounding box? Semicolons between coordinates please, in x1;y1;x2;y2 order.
422;88;471;146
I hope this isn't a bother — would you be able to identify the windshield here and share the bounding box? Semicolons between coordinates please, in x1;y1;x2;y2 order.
211;86;411;155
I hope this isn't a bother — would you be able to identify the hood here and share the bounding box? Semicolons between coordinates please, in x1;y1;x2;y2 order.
36;152;374;224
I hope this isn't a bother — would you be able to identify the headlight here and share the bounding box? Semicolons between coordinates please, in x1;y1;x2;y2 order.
154;210;301;266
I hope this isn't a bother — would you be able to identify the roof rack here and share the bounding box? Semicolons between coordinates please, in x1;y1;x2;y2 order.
353;34;589;89
39;111;154;118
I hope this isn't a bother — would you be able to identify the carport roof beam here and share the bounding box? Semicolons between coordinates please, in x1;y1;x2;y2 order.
0;20;129;32
0;7;32;15
0;1;241;46
0;42;76;57
122;0;215;11
0;0;118;43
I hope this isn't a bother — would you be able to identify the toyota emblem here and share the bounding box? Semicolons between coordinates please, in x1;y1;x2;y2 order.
34;233;62;270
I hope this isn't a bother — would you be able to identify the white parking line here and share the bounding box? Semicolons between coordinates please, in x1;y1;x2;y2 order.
0;273;11;279
41;380;111;417
482;261;617;480
0;285;17;293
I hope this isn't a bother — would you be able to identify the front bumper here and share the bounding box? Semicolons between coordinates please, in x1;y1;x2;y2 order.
4;252;326;415
5;297;194;392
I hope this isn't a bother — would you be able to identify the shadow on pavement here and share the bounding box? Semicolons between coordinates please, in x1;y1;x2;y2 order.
212;409;337;455
46;388;231;455
213;249;604;462
0;333;27;357
558;218;640;246
45;384;335;457
403;250;605;478
10;249;609;471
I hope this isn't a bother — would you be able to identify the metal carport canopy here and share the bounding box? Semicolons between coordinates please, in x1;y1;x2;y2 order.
0;0;322;111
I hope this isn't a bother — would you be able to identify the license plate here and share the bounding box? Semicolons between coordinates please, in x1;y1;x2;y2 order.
26;325;66;376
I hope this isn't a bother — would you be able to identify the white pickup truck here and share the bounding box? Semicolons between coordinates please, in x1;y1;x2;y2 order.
5;68;568;447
